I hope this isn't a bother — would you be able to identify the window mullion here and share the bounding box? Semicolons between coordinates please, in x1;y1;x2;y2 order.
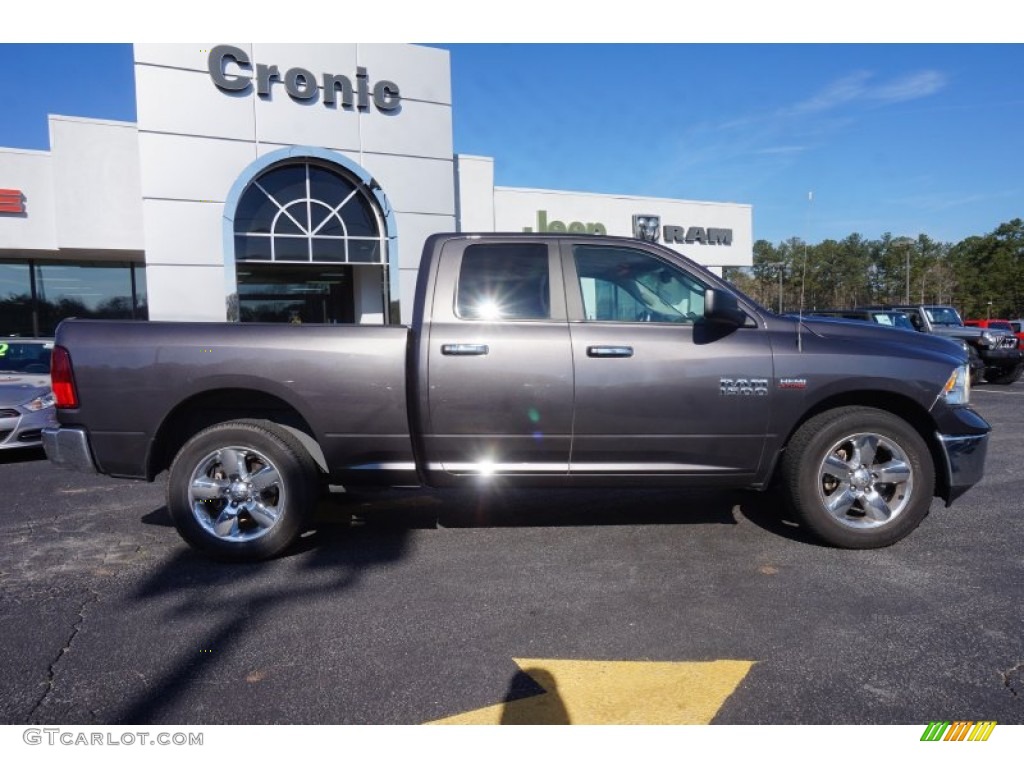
305;163;313;262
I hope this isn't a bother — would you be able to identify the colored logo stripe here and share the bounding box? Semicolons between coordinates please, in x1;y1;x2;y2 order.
921;720;997;741
0;189;24;213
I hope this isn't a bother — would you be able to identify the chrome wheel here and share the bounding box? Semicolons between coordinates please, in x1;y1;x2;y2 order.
816;432;914;530
188;445;286;543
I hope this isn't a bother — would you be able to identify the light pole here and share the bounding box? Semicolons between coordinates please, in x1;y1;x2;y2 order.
905;249;911;304
894;236;916;305
763;262;785;313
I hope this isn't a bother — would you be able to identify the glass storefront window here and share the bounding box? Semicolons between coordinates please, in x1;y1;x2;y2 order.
0;263;34;337
0;260;147;338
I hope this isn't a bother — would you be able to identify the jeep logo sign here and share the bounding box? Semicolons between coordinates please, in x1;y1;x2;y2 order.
208;45;401;112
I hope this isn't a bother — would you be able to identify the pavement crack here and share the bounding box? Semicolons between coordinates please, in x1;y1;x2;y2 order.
27;587;100;723
1003;663;1023;697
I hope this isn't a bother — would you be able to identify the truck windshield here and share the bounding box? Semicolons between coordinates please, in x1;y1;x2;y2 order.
923;306;963;326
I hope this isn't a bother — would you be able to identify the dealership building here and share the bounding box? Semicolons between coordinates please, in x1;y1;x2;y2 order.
0;44;753;336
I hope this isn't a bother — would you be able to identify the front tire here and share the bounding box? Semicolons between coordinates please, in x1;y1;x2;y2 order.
781;407;934;549
167;420;319;561
983;364;1023;385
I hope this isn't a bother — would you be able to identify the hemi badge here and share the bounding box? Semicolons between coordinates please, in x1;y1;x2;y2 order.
778;378;807;390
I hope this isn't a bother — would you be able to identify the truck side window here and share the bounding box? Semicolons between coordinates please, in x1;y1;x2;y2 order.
456;244;550;321
573;245;706;323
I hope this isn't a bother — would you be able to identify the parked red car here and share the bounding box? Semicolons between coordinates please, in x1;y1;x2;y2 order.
1008;320;1024;345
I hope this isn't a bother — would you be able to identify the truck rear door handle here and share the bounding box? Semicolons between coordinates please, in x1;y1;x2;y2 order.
441;343;489;356
587;346;634;358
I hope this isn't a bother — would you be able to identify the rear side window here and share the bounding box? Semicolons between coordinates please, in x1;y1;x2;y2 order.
456;244;550;320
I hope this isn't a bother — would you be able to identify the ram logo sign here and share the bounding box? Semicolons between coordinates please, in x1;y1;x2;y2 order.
632;214;661;243
664;225;733;246
632;214;733;246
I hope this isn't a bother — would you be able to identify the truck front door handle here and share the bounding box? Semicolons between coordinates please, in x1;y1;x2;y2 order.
441;343;490;356
587;346;634;358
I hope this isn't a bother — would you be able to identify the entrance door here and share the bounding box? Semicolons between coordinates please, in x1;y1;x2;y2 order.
236;264;356;324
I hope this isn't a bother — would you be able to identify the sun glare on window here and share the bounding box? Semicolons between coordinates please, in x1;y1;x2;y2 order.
476;299;503;320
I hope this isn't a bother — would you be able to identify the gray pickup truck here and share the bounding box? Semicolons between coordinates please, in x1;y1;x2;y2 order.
43;233;990;560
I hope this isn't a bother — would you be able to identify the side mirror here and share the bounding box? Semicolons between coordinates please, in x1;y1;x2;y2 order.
703;288;747;327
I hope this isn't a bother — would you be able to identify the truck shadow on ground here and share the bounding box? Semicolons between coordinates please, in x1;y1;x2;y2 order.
325;486;818;545
114;514;413;724
118;488;812;723
141;485;817;545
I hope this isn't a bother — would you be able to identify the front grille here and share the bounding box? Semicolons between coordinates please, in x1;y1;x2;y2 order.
999;336;1018;349
0;408;19;419
0;430;12;442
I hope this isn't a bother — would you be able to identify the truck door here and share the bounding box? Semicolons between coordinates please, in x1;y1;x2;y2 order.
562;241;773;482
424;239;573;477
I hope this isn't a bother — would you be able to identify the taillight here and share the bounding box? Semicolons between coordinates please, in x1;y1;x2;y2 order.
50;345;79;409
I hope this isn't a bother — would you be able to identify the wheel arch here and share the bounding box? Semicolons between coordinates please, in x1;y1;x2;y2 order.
771;391;950;502
146;388;328;481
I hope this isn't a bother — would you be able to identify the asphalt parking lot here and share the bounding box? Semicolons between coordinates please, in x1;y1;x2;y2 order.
0;385;1021;726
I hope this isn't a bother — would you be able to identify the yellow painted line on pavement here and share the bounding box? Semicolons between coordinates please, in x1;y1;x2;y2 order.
427;658;755;725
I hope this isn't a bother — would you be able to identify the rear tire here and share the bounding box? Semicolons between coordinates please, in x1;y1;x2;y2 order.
983;364;1023;385
167;419;319;561
780;407;934;549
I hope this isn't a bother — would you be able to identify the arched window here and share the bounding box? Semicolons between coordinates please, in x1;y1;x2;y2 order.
233;161;386;264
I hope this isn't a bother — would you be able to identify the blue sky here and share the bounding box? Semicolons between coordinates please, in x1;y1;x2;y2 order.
1;42;1021;246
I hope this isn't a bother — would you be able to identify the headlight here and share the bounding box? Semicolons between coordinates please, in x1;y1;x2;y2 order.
942;364;970;405
980;331;997;347
22;392;56;412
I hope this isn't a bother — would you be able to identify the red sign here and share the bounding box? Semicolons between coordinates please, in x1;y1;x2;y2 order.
0;188;24;214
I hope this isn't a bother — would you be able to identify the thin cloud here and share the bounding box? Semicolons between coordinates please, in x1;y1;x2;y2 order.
789;69;946;116
886;188;1019;212
656;68;949;198
791;71;872;114
715;69;947;133
869;71;947;103
752;145;808;155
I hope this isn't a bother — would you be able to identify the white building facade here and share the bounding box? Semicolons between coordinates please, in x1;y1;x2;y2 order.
0;44;752;336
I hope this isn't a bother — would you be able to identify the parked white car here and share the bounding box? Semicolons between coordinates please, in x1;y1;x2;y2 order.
0;339;57;450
